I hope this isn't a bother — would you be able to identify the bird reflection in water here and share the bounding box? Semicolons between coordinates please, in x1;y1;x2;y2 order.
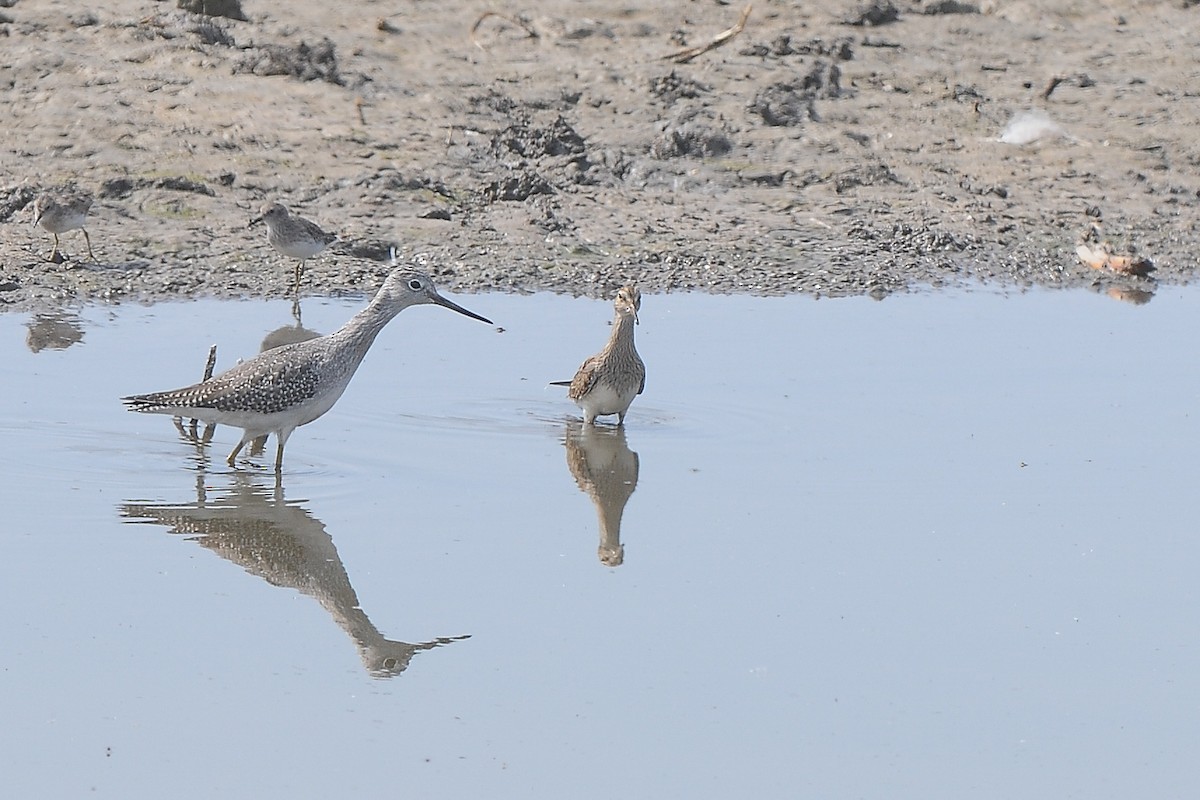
25;309;85;353
119;469;468;678
248;297;323;456
1100;284;1155;306
563;419;640;566
171;298;324;456
259;296;321;352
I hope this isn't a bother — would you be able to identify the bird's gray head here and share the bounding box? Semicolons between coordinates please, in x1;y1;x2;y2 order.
249;202;288;228
378;268;493;324
615;285;641;324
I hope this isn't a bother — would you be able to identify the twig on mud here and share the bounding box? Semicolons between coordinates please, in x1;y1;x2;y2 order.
1041;75;1064;100
173;344;219;443
355;96;367;126
202;344;217;382
470;12;539;50
194;344;218;442
665;4;752;64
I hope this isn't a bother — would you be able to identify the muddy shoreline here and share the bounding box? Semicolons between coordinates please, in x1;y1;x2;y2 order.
2;0;1197;312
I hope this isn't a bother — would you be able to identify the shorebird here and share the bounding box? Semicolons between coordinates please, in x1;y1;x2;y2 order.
33;189;96;262
249;202;338;291
123;267;492;471
551;286;645;425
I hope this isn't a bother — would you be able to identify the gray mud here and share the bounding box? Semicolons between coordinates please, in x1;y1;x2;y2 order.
1;0;1197;310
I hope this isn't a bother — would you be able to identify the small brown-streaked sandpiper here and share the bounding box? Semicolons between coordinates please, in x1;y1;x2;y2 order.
551;286;645;425
33;189;96;263
249;202;338;291
123;268;492;472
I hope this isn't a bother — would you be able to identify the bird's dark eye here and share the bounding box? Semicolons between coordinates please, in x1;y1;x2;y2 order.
408;279;423;290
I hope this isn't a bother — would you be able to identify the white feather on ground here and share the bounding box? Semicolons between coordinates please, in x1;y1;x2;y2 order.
998;110;1068;145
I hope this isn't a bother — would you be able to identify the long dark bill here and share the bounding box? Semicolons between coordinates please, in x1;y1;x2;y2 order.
434;294;493;325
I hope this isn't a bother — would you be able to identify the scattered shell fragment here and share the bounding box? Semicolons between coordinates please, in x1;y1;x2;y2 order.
1076;241;1154;277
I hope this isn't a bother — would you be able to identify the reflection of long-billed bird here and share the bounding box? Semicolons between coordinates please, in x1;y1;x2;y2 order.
564;419;640;566
120;472;468;678
123;268;492;471
551;286;645;425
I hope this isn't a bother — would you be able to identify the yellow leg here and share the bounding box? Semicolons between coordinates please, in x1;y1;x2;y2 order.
227;439;247;467
82;228;96;262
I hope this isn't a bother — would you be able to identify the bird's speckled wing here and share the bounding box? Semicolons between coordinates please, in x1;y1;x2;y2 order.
567;355;602;400
299;217;338;245
209;359;323;414
125;353;322;415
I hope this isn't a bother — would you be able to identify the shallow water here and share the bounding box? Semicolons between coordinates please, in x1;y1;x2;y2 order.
2;287;1198;798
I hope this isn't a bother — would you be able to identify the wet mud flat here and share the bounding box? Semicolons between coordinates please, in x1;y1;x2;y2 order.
1;0;1197;310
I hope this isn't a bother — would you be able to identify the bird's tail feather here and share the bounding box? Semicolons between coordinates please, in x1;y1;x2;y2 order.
122;394;167;413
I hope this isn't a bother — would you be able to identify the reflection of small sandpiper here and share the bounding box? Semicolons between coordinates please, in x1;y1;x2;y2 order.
249;202;337;292
123;268;492;471
25;310;86;353
564;420;639;566
551;286;645;425
171;299;323;455
249;299;324;456
33;189;96;263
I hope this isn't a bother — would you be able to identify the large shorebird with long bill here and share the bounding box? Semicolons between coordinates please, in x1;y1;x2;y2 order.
124;267;492;471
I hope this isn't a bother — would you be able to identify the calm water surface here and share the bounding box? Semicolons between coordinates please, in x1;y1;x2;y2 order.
1;287;1198;799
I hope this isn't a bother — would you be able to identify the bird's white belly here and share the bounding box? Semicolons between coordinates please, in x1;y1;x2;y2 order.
146;389;346;436
42;210;86;234
578;384;636;417
273;237;326;260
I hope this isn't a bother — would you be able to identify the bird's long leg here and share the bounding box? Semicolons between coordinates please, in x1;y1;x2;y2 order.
227;439;248;467
46;233;61;263
81;228;96;261
273;427;298;472
292;260;304;294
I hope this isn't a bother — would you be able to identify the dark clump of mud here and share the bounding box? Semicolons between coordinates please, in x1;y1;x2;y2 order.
176;0;246;23
234;38;344;85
